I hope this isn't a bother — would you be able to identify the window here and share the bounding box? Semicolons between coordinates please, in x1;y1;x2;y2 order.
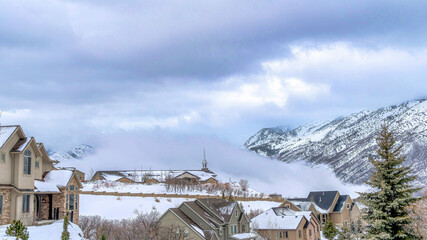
22;195;30;213
219;228;223;235
35;161;39;169
317;226;319;232
23;150;31;175
183;228;189;237
347;203;350;209
235;210;238;217
322;214;327;223
285;231;288;238
279;231;283;238
0;195;3;215
298;230;302;238
231;225;237;234
1;153;5;163
309;229;312;236
285;204;290;208
241;224;246;233
69;185;75;191
69;194;75;210
344;220;348;226
75;195;78;210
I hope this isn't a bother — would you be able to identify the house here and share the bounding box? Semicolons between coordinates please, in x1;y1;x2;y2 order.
0;125;82;226
158;198;257;240
251;207;321;240
281;191;360;227
91;153;218;184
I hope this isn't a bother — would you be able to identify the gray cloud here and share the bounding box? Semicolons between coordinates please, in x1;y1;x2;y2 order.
57;131;366;197
1;0;427;147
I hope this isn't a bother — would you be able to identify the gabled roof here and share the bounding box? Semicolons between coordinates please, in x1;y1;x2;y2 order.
93;169;217;182
197;198;238;223
11;137;42;157
37;143;57;163
307;191;339;212
169;208;206;239
333;195;349;212
183;201;223;227
34;170;82;193
252;208;307;230
0;126;19;149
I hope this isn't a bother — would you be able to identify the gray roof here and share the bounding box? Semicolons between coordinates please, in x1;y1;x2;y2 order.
307;191;339;211
333;195;349;212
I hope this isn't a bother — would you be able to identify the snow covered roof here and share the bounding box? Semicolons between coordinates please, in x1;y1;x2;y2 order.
35;170;76;192
11;137;32;152
252;208;306;230
0;126;18;149
96;169;217;182
230;233;258;239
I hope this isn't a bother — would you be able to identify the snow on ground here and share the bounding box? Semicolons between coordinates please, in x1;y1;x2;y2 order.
0;220;85;240
79;194;280;220
83;181;263;198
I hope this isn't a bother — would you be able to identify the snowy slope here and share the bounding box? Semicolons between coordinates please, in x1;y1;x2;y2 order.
49;144;95;169
79;195;280;220
245;99;427;187
0;220;85;240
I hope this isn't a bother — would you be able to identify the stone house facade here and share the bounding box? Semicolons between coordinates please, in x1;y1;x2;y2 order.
0;125;82;226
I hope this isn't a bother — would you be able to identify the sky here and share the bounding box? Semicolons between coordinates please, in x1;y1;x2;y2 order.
1;0;427;149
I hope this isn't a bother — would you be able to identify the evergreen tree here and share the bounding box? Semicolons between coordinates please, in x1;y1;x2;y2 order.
337;226;352;240
100;234;107;240
5;220;29;240
61;215;70;240
323;218;338;240
359;124;421;240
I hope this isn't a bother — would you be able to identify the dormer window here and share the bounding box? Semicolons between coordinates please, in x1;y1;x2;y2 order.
23;150;31;175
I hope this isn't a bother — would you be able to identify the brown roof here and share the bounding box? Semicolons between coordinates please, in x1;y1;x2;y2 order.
197;198;238;223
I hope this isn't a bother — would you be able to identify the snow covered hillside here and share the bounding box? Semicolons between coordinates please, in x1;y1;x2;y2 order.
83;181;264;198
79;195;280;220
0;220;85;240
245;99;427;187
49;144;95;170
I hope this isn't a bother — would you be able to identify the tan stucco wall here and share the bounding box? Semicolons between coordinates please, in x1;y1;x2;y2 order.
0;133;20;185
15;193;34;225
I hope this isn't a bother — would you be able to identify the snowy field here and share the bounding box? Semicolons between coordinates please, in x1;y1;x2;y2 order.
0;220;85;240
83;181;263;197
79;194;280;220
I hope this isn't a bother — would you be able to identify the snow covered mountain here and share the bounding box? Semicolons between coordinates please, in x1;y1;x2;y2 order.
245;99;427;187
49;144;95;162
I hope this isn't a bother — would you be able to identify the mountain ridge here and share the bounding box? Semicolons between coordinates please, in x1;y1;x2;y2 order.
244;99;427;187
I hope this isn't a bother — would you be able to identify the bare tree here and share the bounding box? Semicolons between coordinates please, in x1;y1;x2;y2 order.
408;189;427;238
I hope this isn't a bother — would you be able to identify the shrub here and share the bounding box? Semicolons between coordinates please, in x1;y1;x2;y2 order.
6;220;29;240
61;215;70;240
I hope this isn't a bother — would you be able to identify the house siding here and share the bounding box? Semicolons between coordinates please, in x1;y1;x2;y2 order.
160;210;205;240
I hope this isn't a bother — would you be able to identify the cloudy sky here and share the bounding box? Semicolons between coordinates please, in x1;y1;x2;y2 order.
1;0;427;149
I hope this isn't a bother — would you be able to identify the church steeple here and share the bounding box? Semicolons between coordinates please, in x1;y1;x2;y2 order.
202;148;208;171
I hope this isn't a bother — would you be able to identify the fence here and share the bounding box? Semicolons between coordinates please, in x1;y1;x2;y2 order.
78;191;284;203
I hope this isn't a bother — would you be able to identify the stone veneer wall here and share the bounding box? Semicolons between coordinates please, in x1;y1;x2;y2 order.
0;188;11;225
